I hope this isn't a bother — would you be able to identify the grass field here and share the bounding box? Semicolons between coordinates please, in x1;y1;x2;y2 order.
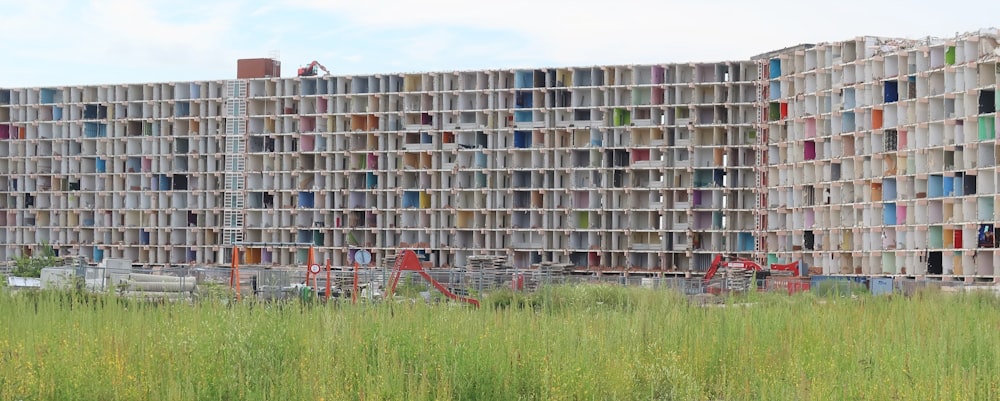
1;285;999;400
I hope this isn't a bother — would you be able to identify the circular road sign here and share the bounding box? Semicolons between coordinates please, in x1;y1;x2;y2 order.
309;264;322;274
355;250;372;265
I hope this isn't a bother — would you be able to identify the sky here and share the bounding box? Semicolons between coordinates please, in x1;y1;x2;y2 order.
2;0;999;88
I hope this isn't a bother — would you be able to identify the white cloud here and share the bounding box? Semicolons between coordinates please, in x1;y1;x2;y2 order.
286;0;1000;67
1;0;240;86
83;0;236;66
250;5;276;17
5;0;1000;87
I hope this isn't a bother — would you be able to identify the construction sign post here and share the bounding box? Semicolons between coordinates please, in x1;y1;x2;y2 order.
351;250;371;304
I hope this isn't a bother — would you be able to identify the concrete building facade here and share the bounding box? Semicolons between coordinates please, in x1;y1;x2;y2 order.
1;29;999;277
763;30;1000;277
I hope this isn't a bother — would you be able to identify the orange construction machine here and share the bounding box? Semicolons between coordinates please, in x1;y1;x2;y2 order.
297;60;330;77
385;249;480;308
703;254;801;282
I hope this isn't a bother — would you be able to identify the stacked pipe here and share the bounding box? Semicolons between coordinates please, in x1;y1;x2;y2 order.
109;273;197;299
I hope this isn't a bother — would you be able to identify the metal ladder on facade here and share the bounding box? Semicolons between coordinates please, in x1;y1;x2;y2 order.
223;80;248;246
753;60;770;266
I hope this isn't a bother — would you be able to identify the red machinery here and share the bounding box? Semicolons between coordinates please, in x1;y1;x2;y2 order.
297;61;330;77
229;247;242;301
703;254;800;282
385;249;480;308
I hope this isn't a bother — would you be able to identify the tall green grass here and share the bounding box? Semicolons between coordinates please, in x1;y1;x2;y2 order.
1;286;999;400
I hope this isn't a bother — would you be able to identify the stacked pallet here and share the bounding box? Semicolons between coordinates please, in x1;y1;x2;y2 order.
532;262;574;274
381;253;398;270
466;255;508;270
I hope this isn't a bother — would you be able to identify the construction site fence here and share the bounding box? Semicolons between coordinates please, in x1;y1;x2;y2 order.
7;263;1000;300
193;267;1000;299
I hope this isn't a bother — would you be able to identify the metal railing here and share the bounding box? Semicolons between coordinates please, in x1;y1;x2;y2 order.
7;260;999;301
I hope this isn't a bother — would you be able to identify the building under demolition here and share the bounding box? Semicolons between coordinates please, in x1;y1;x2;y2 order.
1;29;999;279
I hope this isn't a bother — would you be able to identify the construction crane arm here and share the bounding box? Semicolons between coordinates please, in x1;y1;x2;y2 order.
385;249;480;307
769;260;801;276
704;254;765;282
297;60;331;77
314;62;330;75
703;254;724;281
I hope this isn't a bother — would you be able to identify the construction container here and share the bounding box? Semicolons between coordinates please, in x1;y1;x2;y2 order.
237;58;281;79
766;277;811;295
870;277;894;296
810;276;868;296
40;267;76;289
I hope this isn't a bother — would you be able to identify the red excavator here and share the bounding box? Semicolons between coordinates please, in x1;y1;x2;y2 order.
297;60;331;77
703;255;802;293
385;249;480;308
703;254;801;281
